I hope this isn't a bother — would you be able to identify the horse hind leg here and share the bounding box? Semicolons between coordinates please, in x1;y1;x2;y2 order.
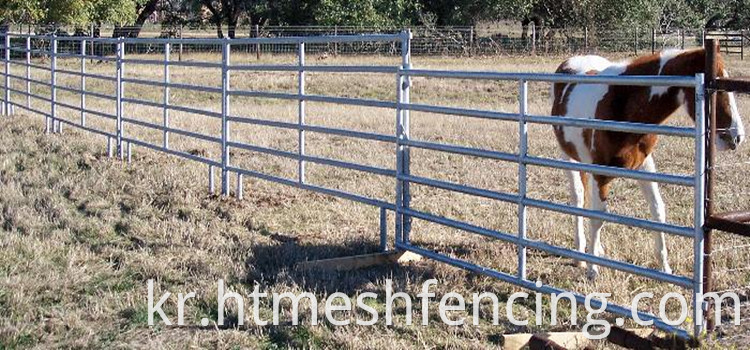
637;156;672;274
564;156;587;268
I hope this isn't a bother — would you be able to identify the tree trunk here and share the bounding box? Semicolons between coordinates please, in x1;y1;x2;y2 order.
111;0;159;38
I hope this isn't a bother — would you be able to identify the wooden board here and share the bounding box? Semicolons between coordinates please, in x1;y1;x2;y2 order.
296;250;422;272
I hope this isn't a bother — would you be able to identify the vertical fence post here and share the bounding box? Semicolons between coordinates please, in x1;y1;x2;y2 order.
163;42;170;148
298;41;306;184
702;38;718;333
530;23;535;55
681;29;686;50
741;31;745;60
237;173;243;200
470;25;476;55
692;72;707;338
255;25;260;60
333;26;338;57
80;39;86;126
584;26;589;53
517;79;528;280
380;207;387;252
48;36;57;133
89;24;94;64
651;28;656;54
3;33;10;116
395;30;412;246
25;36;30;109
116;38;124;159
220;39;230;196
178;25;183;62
209;165;215;194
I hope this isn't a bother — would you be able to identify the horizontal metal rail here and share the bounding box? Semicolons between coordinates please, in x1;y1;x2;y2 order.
6;33;403;45
524;197;694;237
9;60;51;71
396;242;689;339
7;100;52;117
228;140;395;177
229;90;397;109
55;99;116;120
525;155;693;186
120;33;403;45
121;97;222;119
403;69;697;87
56;85;117;101
7;47;49;55
122;58;222;69
56;68;118;82
227;165;395;210
400;173;693;237
122;117;221;143
401;207;693;287
403;138;518;162
229;64;399;74
227;115;397;143
402;173;519;203
122;77;222;94
7;73;52;87
401;103;694;137
123;136;220;167
7;87;52;103
526;114;695;137
56;53;117;61
55;116;117;138
404;138;693;186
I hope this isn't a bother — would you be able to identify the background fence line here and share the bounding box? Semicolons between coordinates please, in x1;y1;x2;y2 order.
4;23;749;58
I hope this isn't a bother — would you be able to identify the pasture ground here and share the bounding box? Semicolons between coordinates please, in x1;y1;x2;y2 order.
1;51;749;349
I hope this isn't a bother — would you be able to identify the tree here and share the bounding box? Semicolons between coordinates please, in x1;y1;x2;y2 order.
0;0;45;24
110;0;161;38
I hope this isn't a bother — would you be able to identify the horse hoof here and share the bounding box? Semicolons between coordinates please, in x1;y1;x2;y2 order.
586;268;599;281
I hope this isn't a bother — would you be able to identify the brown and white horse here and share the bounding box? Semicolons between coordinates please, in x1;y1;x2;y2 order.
551;49;745;280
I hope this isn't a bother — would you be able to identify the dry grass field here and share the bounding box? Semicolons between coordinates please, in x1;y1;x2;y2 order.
1;48;750;349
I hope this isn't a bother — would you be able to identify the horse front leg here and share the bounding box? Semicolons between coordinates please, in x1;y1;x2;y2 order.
563;154;587;268
586;173;611;281
637;155;672;274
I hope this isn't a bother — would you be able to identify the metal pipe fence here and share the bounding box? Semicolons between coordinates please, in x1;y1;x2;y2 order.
0;30;707;339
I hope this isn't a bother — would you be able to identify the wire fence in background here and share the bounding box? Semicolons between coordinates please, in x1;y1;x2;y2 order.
4;23;748;58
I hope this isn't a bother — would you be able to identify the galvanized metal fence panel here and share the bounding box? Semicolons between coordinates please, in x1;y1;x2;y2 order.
0;31;708;339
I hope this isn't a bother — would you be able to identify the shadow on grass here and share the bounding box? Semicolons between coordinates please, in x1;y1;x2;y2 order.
244;232;438;296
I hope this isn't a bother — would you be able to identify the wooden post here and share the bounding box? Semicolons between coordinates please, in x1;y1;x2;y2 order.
333;25;338;56
470;25;475;55
651;28;656;54
703;38;718;333
681;28;686;49
255;24;260;60
741;31;745;60
529;23;535;55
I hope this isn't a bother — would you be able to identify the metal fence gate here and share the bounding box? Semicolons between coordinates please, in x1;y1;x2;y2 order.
0;30;708;339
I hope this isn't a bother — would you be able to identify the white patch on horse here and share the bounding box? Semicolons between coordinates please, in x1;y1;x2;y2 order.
649;50;684;100
719;70;747;146
562;56;626;163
